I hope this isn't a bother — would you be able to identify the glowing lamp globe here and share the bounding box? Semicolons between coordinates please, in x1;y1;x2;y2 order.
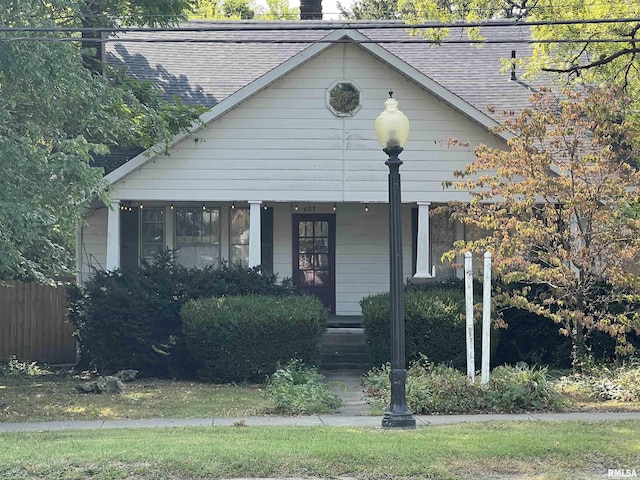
375;93;410;149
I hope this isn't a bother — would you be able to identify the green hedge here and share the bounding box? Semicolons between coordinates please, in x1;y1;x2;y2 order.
181;295;327;383
493;308;573;369
67;251;294;377
495;308;640;369
361;283;492;371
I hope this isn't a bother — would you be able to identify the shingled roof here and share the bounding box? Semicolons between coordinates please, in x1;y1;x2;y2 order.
106;20;548;123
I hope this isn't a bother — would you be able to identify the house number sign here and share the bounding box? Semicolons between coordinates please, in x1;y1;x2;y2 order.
291;204;334;214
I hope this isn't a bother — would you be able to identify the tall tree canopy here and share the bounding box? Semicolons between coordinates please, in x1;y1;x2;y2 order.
44;0;195;71
0;0;202;283
190;0;256;19
445;87;640;369
257;0;299;20
399;0;640;92
338;0;399;20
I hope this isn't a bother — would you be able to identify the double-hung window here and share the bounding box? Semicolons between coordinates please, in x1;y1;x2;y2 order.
140;207;165;264
175;207;221;268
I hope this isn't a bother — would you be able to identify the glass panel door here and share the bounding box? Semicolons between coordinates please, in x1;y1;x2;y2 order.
293;214;335;313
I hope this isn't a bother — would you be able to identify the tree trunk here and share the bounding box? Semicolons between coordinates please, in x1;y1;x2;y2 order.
80;1;105;74
570;324;590;372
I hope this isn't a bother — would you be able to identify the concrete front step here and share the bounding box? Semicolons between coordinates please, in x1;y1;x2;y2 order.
321;327;370;371
321;362;370;371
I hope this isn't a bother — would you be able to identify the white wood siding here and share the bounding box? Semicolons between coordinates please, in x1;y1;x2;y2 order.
335;203;413;315
272;203;293;281
78;207;108;283
108;43;505;204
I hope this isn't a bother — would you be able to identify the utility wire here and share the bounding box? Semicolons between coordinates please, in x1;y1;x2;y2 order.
2;36;638;45
1;16;640;33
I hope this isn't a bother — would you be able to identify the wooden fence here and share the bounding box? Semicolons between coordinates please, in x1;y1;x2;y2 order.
0;281;77;365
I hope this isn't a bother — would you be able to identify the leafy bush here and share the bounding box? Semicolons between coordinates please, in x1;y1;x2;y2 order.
493;308;573;369
363;359;565;414
361;282;493;370
181;295;327;383
67;251;293;377
494;281;640;370
265;360;341;415
0;356;49;378
485;364;565;412
556;361;640;402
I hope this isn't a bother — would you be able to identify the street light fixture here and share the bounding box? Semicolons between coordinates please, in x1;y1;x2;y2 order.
375;91;416;429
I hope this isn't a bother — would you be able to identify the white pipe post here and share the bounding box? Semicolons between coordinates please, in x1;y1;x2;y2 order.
248;201;262;268
481;251;492;387
464;252;475;382
106;200;121;271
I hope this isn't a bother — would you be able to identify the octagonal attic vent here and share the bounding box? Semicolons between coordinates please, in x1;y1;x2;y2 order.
327;82;361;117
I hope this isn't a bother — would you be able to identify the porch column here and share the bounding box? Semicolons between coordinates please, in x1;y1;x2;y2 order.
414;201;433;278
248;200;262;268
106;200;121;270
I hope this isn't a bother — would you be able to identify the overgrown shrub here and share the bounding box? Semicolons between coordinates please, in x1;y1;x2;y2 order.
67;251;293;377
495;307;640;370
0;356;49;378
494;308;573;369
406;360;481;414
265;360;341;414
181;295;327;383
485;364;565;412
363;359;565;414
556;361;640;402
67;268;177;377
493;277;640;370
361;282;493;370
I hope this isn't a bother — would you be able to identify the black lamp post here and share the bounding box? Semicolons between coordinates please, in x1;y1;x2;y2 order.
375;91;416;429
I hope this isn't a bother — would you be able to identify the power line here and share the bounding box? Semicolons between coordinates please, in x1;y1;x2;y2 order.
1;16;640;34
2;36;638;45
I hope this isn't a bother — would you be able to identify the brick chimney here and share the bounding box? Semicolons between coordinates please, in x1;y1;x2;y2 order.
300;0;322;19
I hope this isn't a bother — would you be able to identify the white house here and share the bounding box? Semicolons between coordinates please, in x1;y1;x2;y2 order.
77;21;541;316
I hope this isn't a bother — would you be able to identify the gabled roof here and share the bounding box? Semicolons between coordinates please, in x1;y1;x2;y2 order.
105;21;544;185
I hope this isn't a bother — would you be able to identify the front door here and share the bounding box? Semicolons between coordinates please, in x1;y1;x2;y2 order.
293;214;336;314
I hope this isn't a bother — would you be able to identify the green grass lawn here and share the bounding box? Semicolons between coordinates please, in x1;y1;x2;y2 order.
1;421;639;479
2;369;640;479
2;367;640;423
0;373;268;422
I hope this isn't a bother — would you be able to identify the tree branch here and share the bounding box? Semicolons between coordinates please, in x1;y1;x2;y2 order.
542;47;640;74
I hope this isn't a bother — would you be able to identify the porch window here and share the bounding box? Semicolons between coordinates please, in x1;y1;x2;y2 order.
431;208;456;277
140;207;164;264
230;208;250;266
412;204;456;278
175;207;221;268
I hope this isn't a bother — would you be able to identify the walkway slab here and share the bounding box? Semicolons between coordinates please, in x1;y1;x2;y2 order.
3;412;639;433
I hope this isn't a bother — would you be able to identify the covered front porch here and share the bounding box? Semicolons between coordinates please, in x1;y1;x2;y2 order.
80;200;462;316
